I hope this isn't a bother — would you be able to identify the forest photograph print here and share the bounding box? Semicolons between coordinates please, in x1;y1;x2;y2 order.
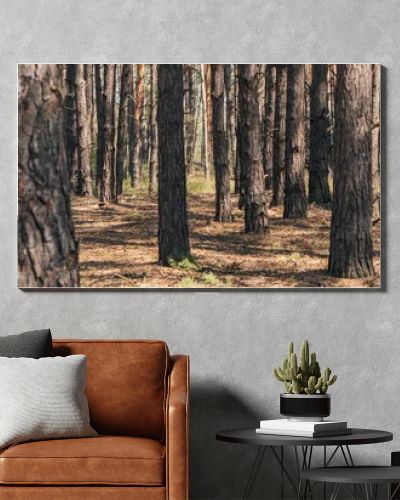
18;64;381;289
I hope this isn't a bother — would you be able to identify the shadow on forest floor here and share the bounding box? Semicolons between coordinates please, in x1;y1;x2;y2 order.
71;192;381;289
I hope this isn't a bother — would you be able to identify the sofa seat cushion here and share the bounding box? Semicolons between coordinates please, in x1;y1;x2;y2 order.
0;436;165;486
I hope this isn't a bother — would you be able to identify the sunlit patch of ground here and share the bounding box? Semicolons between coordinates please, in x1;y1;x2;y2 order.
71;191;381;289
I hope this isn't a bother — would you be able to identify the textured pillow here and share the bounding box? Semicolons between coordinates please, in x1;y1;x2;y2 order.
0;329;53;358
0;355;97;449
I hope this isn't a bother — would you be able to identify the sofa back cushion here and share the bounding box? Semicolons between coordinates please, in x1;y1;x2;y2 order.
52;340;170;440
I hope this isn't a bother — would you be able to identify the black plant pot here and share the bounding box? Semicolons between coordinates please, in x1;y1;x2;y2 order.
280;394;331;420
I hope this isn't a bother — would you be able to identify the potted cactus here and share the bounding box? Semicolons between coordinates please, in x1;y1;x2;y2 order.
273;340;337;420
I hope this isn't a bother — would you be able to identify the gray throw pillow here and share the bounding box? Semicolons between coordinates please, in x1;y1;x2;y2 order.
0;329;53;358
0;355;97;449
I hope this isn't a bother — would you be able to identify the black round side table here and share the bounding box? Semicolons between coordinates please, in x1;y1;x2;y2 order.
301;466;400;500
216;428;393;500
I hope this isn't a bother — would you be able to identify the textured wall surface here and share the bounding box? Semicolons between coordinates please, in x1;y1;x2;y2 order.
2;1;399;498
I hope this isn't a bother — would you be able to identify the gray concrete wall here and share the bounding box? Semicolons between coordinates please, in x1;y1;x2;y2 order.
2;1;399;498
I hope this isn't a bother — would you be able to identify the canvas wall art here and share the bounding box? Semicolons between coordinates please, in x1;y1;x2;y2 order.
18;64;381;289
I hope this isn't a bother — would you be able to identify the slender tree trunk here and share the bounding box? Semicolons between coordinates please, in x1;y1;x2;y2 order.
84;64;94;149
131;64;144;187
127;65;135;186
103;64;116;203
224;64;237;182
157;64;190;265
184;64;196;171
75;64;93;196
309;64;331;204
284;64;307;219
234;65;241;194
271;65;287;207
304;64;313;173
372;64;381;221
263;65;277;190
329;64;374;278
205;64;214;174
149;64;158;194
238;64;268;233
95;65;105;204
18;64;79;287
116;64;130;200
200;64;209;180
212;64;232;223
64;64;78;182
139;74;148;168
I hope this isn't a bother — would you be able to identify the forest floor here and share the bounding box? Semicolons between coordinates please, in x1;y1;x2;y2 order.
71;188;381;289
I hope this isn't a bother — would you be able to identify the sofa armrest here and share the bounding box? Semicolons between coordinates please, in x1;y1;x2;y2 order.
166;355;189;500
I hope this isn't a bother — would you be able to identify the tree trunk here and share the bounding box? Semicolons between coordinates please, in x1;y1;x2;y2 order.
84;64;94;149
271;65;287;207
103;64;116;203
157;64;190;265
95;65;105;204
284;64;307;219
127;65;135;188
212;64;232;222
224;64;237;181
64;64;78;182
329;64;374;278
149;64;158;193
184;64;196;171
263;65;276;190
18;64;79;287
116;64;130;200
131;64;144;188
75;64;93;196
309;64;331;204
205;64;214;174
200;64;209;180
234;65;241;194
372;64;381;221
238;64;268;233
304;64;313;173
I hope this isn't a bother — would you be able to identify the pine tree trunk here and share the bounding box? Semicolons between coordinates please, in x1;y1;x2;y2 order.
184;64;196;172
309;64;331;205
149;64;158;194
126;65;135;187
234;65;241;194
75;64;93;196
304;64;313;174
116;64;130;200
238;64;268;233
84;64;94;150
200;64;209;180
329;64;374;278
284;64;307;219
103;64;116;203
224;64;237;182
212;64;232;223
263;65;276;190
131;64;144;188
205;64;214;173
64;64;78;182
95;65;105;204
372;64;381;221
18;64;79;287
271;65;287;207
157;64;190;265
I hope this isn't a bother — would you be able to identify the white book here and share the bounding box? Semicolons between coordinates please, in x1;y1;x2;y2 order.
259;419;347;432
256;428;352;438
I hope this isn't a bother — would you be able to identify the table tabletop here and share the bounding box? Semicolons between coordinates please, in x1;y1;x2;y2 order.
216;428;393;447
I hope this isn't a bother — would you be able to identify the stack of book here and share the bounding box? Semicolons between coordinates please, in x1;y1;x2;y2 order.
256;419;352;438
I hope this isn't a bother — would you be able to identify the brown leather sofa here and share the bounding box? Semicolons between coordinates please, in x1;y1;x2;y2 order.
0;339;189;500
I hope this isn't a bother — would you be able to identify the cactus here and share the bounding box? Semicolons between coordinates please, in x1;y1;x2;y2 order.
273;340;337;395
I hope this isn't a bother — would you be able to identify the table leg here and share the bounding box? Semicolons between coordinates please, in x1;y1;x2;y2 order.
242;445;266;500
